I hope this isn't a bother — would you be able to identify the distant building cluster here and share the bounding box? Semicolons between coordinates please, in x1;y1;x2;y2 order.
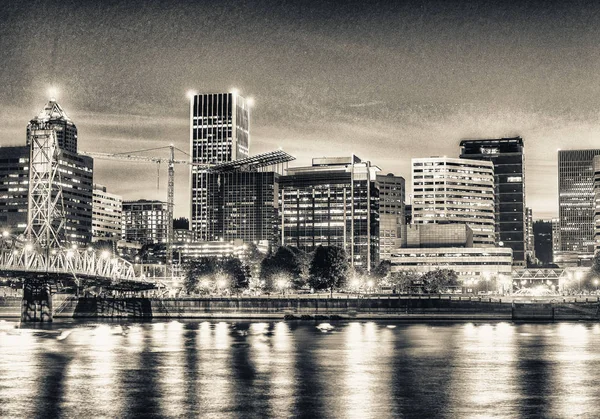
1;91;599;288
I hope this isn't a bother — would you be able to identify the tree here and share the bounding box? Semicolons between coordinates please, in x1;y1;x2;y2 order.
420;269;459;294
260;246;309;291
220;257;249;291
390;270;421;294
184;256;250;294
184;257;218;294
372;260;391;280
308;246;350;294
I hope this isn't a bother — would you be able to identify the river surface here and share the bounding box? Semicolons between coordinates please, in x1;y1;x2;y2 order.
1;320;600;418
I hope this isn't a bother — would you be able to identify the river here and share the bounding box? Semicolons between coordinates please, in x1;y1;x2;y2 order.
1;319;599;418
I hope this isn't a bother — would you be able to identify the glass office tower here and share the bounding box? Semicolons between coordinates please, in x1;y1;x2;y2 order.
557;149;600;265
189;92;250;239
460;137;526;265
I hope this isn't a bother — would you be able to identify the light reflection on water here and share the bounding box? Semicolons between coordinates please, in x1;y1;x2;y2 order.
2;320;600;418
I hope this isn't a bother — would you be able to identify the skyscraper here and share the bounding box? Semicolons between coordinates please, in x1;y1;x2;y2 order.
279;156;380;271
189;92;250;239
557;149;600;266
0;99;93;246
376;173;405;261
460;137;526;265
202;150;294;247
412;157;495;247
27;99;78;153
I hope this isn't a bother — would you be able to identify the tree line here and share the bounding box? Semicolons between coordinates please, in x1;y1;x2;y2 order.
183;244;460;295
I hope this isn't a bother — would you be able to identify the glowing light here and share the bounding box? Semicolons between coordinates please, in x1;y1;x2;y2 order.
24;244;33;252
87;246;93;252
66;250;74;258
367;280;374;288
186;90;197;100
218;279;227;288
247;97;255;106
101;250;110;259
230;87;239;96
48;86;58;100
1;231;8;238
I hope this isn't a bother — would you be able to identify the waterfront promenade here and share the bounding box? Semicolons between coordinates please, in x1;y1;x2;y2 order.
1;294;600;321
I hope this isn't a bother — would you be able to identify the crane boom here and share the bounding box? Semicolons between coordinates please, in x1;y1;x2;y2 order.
80;146;208;268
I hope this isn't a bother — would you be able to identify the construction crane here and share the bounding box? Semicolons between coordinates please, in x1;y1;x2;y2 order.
81;145;207;267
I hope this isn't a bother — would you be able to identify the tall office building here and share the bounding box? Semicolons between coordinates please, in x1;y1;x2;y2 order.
593;155;600;254
552;218;560;259
412;157;495;247
279;156;380;271
0;99;93;246
189;91;250;239
203;151;294;246
460;137;526;265
525;207;536;264
122;200;168;246
557;149;600;266
92;184;122;245
376;173;405;260
27;99;78;154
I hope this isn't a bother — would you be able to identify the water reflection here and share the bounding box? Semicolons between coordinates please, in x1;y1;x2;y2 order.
3;321;600;417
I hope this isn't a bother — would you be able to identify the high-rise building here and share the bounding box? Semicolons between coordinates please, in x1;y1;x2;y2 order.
412;157;495;247
202;150;293;247
552;218;560;258
189;91;250;238
0;99;93;246
27;99;78;153
376;173;405;261
525;207;536;264
122;200;168;246
0;146;30;235
533;220;553;266
460;137;526;265
556;149;600;266
92;184;122;245
279;155;380;271
594;155;600;254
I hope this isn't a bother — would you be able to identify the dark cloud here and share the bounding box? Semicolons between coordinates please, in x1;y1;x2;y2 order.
1;0;600;219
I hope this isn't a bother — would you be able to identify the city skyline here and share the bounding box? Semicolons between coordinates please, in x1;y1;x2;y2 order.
3;1;600;219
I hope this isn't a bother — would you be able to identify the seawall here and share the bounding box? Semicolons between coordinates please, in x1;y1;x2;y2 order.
2;295;600;321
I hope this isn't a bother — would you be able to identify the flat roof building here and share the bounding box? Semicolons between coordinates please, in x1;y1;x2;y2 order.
376;173;405;261
122;200;168;246
460;137;526;265
556;149;600;266
412;157;495;247
92;184;122;245
190;91;250;239
280;155;380;271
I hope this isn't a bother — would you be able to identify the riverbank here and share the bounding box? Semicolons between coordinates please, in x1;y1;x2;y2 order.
2;295;600;321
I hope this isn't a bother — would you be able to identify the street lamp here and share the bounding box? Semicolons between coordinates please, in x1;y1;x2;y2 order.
277;278;287;296
595;279;599;294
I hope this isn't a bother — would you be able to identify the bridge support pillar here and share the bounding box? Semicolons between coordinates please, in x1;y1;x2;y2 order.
21;280;53;322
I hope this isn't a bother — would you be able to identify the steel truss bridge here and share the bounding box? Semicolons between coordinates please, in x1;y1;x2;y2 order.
0;237;152;290
0;121;157;321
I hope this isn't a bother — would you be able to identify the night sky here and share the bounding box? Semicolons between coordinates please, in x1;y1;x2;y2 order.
2;0;600;219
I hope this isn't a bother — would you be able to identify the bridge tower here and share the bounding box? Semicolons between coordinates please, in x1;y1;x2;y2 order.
21;126;65;322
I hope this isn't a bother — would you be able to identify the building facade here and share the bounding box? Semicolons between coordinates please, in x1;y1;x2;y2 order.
0;99;93;246
92;184;122;245
27;99;78;154
376;173;405;261
525;207;536;264
122;200;168;246
460;137;526;265
412;157;495;247
594;155;600;254
556;149;600;266
190;92;250;239
279;156;380;271
389;247;513;283
0;146;30;235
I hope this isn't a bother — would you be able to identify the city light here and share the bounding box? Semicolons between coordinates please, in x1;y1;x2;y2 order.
186;90;196;100
48;86;58;100
1;230;8;238
101;250;111;259
247;97;255;107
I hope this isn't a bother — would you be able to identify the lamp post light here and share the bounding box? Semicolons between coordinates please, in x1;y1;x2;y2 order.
595;279;599;295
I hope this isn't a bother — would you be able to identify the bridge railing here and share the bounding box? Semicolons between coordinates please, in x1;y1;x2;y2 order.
0;244;144;283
